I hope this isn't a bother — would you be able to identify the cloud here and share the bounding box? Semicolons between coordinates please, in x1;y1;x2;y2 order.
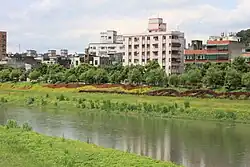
0;0;249;53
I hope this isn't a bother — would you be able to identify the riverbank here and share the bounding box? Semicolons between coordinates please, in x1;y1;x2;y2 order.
0;122;180;167
1;84;250;123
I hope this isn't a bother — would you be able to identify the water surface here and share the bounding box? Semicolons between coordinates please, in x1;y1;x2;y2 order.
1;107;250;167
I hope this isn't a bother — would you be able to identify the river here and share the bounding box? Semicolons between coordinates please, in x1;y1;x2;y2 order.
1;107;250;167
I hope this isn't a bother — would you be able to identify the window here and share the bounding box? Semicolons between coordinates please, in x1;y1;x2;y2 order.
169;43;172;47
108;36;112;39
76;61;79;66
169;51;172;54
169;36;172;39
142;59;145;62
129;59;132;62
129;45;132;49
163;36;166;40
94;60;98;65
147;37;150;40
142;37;145;40
142;44;145;48
129;52;132;56
129;37;132;41
122;59;125;62
153;36;159;41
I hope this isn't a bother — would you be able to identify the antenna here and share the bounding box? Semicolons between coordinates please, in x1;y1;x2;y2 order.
18;44;21;53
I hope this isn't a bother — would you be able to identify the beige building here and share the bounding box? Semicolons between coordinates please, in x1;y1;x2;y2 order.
0;31;7;60
123;18;185;75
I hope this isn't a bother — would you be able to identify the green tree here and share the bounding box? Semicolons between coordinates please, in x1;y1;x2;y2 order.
145;68;165;86
236;29;250;46
186;69;202;87
232;56;249;73
9;69;22;82
0;69;11;82
242;72;250;89
67;74;77;83
224;68;242;90
128;68;143;84
169;75;179;87
94;69;108;84
80;69;96;84
203;67;224;88
29;71;41;81
109;71;122;84
179;73;189;87
145;60;160;73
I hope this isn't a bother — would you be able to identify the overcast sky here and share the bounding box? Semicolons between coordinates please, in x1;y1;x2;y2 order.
0;0;249;53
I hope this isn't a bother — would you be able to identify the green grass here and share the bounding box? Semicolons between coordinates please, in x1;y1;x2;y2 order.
0;124;180;167
1;87;250;123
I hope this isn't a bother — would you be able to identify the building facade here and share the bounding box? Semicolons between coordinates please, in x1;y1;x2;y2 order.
26;50;37;57
123;18;185;75
60;49;68;57
0;31;7;60
185;33;244;64
88;30;124;66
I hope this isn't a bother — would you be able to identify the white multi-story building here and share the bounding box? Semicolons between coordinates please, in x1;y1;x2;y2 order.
123;18;185;75
88;30;124;65
60;49;68;57
26;50;37;57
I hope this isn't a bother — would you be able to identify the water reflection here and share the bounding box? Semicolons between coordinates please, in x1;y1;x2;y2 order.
1;107;250;167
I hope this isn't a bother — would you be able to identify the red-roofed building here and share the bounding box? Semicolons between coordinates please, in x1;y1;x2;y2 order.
185;33;245;64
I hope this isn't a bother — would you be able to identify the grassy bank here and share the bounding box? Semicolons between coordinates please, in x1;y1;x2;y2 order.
1;83;250;123
0;121;179;167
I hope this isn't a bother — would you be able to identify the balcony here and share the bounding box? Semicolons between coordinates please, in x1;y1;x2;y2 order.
206;50;229;54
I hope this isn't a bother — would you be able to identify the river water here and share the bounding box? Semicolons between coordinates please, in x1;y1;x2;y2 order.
1;107;250;167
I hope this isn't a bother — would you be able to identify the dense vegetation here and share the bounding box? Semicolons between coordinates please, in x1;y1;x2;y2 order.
0;120;180;167
1;88;250;123
237;29;250;46
1;57;250;91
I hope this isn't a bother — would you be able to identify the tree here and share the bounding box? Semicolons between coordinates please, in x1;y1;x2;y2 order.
236;29;250;46
224;68;242;90
29;71;41;81
9;69;22;82
169;75;179;87
109;71;122;84
203;67;224;88
0;69;11;82
179;73;189;87
232;56;249;73
128;68;143;84
186;69;202;87
80;69;96;84
145;60;160;73
242;72;250;89
67;74;77;83
145;68;165;86
94;69;108;84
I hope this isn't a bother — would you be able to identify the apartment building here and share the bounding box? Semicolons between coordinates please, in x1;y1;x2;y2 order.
0;31;7;60
60;49;68;57
26;50;37;57
185;33;244;64
242;45;250;63
123;18;185;75
88;30;124;66
48;49;57;57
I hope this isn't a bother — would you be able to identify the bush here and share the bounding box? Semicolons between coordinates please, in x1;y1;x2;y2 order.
57;94;65;101
184;101;190;108
27;97;35;105
6;120;19;129
22;122;32;131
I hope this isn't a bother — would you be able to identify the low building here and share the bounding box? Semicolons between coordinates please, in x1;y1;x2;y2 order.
185;32;245;64
48;50;57;57
88;30;124;65
242;46;250;64
60;49;68;57
123;18;185;75
26;50;37;57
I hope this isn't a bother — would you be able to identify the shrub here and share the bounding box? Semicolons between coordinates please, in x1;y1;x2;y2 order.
184;101;190;108
27;97;35;105
57;94;65;101
6;120;19;129
22;122;32;131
